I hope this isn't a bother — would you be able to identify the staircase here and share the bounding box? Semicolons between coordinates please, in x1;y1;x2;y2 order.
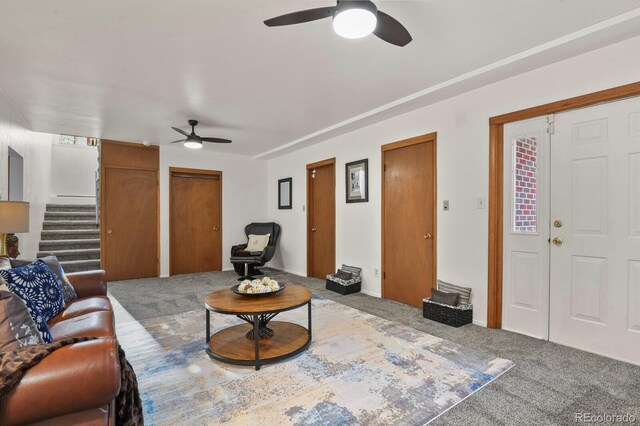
38;204;100;273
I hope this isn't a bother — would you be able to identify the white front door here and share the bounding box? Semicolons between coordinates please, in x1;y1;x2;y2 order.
549;96;640;365
502;117;551;339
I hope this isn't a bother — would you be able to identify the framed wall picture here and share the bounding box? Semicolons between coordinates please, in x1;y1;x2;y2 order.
345;159;368;203
278;177;292;209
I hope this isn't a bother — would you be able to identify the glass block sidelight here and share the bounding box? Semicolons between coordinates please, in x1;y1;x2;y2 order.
512;135;537;233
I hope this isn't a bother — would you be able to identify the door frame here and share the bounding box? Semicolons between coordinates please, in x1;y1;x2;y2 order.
99;140;160;279
381;132;438;299
487;81;640;329
306;158;336;277
169;167;223;276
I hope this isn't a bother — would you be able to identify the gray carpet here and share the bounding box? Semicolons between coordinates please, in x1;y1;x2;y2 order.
109;268;640;425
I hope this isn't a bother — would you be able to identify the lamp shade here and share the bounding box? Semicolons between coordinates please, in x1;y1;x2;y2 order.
0;201;30;233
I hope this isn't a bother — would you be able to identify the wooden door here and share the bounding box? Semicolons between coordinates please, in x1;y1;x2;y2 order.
307;159;336;279
382;134;437;307
100;140;159;281
102;167;158;281
170;168;222;275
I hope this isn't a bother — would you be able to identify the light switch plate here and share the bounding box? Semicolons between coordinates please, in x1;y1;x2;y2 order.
443;200;450;211
477;196;487;209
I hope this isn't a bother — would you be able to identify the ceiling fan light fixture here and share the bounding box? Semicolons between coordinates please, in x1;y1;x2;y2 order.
184;140;203;149
333;4;377;39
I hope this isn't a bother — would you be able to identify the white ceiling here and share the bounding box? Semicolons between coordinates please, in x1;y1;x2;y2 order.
1;0;640;157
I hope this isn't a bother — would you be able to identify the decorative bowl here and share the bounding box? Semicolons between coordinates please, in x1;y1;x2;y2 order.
231;283;286;298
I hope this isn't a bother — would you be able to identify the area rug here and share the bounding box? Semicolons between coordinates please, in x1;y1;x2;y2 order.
112;295;513;425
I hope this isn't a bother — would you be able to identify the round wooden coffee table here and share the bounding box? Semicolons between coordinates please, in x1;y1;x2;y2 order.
204;284;312;370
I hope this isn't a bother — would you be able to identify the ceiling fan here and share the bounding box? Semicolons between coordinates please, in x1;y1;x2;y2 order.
170;120;231;149
264;0;412;47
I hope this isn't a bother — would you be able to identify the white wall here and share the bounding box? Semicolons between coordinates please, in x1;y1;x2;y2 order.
265;35;640;325
49;141;98;205
0;90;53;259
158;145;267;276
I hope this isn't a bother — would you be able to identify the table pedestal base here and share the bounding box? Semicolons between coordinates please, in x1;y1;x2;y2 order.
237;313;279;340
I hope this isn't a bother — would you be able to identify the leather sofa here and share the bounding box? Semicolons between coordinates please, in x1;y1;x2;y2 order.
1;270;121;426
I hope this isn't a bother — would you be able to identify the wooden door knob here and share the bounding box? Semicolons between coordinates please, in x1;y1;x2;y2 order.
107;229;113;234
424;233;432;239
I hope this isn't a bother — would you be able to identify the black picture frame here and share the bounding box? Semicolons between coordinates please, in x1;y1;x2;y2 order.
278;177;292;209
345;159;368;203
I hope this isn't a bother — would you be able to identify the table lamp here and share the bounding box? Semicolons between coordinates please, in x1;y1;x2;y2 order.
0;201;30;256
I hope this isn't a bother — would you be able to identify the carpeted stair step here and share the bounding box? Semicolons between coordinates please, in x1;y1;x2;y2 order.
46;204;96;213
39;239;100;251
41;229;100;241
37;248;100;261
60;259;101;273
43;220;99;230
45;211;97;221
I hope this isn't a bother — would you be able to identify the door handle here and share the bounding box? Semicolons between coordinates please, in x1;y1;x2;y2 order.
107;229;112;235
424;233;432;239
213;227;218;231
552;237;563;246
311;228;317;232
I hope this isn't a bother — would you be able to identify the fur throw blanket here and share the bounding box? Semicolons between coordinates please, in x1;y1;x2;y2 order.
0;337;143;425
231;243;251;257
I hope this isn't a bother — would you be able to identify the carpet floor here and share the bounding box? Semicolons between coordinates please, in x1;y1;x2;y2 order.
109;268;640;425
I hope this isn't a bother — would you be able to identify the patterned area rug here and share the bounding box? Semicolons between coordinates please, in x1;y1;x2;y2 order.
112;295;513;425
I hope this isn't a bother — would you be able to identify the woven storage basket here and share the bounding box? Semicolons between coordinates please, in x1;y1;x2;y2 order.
326;279;361;295
422;298;473;327
326;265;362;295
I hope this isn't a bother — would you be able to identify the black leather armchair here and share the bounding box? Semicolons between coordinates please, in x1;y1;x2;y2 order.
230;222;281;280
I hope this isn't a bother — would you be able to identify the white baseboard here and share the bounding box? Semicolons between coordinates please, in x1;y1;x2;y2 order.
269;267;308;278
270;268;382;298
473;319;487;327
360;289;381;298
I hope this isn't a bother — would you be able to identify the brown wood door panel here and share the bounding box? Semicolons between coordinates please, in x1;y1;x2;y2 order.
102;167;158;281
383;138;436;307
307;160;336;279
100;140;159;169
170;171;222;275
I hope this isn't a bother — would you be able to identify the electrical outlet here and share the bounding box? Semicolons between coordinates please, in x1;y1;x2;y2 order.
477;196;487;209
443;200;450;211
374;269;379;278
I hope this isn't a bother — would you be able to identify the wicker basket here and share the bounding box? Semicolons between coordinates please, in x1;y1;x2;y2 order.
422;298;473;327
326;279;361;295
326;265;362;295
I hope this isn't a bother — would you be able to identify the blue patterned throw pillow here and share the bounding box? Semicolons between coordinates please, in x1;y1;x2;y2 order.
1;287;53;343
0;259;65;323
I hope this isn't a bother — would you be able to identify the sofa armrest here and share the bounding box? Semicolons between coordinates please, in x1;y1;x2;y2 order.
2;338;121;425
66;270;107;298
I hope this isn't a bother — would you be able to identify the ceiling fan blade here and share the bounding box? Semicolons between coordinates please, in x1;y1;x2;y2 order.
171;126;189;137
201;137;232;144
264;7;335;27
170;139;186;144
374;11;412;47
